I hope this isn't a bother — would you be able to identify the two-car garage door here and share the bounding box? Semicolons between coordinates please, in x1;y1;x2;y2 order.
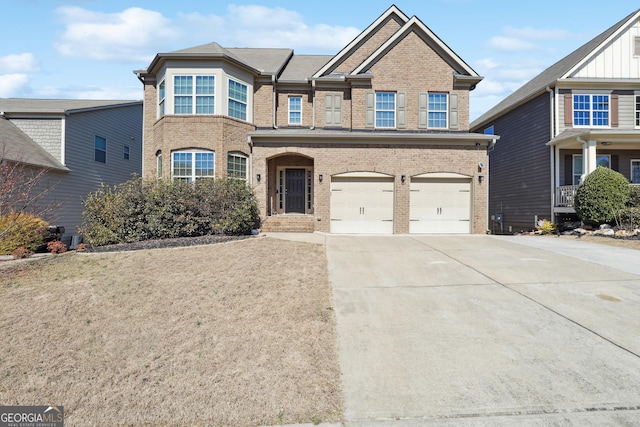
330;173;472;234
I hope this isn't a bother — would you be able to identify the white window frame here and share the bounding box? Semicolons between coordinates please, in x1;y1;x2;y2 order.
573;154;611;184
173;75;215;115
94;135;107;163
158;80;165;116
288;96;302;125
156;152;163;179
573;93;610;128
428;93;448;129
632;159;640;184
227;152;248;181
171;149;215;182
375;92;395;129
228;78;248;121
635;93;640;128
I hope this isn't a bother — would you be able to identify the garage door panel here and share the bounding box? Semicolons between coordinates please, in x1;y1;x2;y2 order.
331;177;394;234
410;178;471;234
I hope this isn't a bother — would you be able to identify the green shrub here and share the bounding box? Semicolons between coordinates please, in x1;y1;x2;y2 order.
0;212;48;255
574;167;630;227
80;178;260;246
614;207;640;229
629;185;640;207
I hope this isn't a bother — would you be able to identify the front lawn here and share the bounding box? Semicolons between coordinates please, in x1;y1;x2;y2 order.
0;237;343;426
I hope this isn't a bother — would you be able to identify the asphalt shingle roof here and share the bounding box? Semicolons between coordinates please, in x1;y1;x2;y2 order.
0;118;68;170
0;99;141;114
471;8;640;129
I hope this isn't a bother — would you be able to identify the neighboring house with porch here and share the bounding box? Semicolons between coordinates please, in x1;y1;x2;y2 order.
135;5;496;234
0;99;142;244
471;9;640;234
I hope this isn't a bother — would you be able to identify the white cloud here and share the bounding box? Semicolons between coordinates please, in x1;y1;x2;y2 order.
0;74;30;97
0;53;38;73
503;26;571;41
488;36;537;52
180;5;361;53
54;7;181;61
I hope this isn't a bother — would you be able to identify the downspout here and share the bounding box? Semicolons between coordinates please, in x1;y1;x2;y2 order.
248;136;254;186
546;86;555;219
271;75;278;129
310;79;316;130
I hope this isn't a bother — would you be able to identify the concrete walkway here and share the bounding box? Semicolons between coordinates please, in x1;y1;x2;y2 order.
326;235;640;426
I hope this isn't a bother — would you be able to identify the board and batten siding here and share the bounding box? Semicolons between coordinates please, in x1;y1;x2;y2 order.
487;92;552;233
41;104;142;237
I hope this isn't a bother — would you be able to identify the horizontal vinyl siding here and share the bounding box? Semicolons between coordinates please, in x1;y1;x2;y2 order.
488;92;552;233
46;104;143;236
558;91;637;131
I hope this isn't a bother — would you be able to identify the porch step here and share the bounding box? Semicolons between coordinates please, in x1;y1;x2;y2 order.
261;215;315;233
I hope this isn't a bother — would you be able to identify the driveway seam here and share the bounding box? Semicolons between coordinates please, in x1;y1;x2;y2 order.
408;236;640;360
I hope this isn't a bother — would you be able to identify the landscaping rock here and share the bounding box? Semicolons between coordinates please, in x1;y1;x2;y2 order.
573;228;589;236
594;228;615;237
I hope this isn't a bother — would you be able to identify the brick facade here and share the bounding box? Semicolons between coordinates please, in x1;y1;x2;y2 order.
139;6;491;233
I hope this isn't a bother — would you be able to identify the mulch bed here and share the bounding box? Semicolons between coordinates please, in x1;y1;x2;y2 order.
86;234;253;253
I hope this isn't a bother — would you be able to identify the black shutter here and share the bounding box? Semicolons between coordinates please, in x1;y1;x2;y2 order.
564;155;573;185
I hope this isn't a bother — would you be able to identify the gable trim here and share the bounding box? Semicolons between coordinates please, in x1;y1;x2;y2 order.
312;5;410;78
562;10;640;79
352;16;479;77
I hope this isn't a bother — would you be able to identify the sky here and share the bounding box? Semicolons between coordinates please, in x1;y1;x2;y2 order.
0;0;637;121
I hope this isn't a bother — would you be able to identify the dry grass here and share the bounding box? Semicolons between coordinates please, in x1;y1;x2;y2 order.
0;237;343;426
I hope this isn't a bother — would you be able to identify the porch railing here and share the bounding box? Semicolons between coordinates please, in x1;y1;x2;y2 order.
556;184;640;207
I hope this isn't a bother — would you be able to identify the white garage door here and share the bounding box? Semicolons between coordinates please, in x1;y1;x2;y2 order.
330;176;394;234
410;177;471;234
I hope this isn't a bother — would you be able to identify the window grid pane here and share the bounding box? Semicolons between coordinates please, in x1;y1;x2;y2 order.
428;93;447;128
174;96;192;114
173;152;193;179
174;76;192;95
289;97;302;124
196;96;214;114
375;92;395;128
196;76;214;94
573;94;609;126
228;80;248;120
227;154;247;180
229;99;247;120
195;152;215;177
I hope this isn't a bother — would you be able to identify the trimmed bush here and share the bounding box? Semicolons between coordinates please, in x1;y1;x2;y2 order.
0;212;48;255
80;178;260;247
535;219;556;235
629;185;640;207
574;167;630;227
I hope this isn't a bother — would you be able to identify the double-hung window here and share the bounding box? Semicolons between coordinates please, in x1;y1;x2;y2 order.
428;93;448;128
635;94;640;127
172;150;214;182
228;79;247;121
573;94;609;127
174;75;215;114
159;80;165;116
94;135;106;163
227;153;248;180
375;92;395;128
289;96;302;125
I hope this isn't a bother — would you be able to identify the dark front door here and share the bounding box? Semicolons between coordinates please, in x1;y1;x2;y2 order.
286;169;306;213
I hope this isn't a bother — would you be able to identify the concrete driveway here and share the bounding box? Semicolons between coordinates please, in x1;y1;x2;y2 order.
327;235;640;426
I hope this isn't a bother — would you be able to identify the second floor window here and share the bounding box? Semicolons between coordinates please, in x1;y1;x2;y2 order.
573;94;609;127
289;96;302;125
159;80;165;116
428;93;448;128
94;135;106;163
375;92;395;128
174;75;215;115
228;79;247;121
635;95;640;127
172;150;214;182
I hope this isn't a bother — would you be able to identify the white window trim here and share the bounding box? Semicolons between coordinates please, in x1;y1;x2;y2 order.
428;92;448;129
158;79;166;118
172;74;216;115
375;92;396;129
227;152;248;181
288;96;302;125
228;78;248;121
572;93;612;128
171;149;215;182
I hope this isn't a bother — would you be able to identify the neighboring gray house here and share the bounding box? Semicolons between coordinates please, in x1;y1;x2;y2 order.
471;9;640;233
0;99;142;243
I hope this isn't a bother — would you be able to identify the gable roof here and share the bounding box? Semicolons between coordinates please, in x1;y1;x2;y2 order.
471;8;640;129
0;118;68;171
312;5;410;78
352;15;479;77
0;98;141;115
140;42;293;77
